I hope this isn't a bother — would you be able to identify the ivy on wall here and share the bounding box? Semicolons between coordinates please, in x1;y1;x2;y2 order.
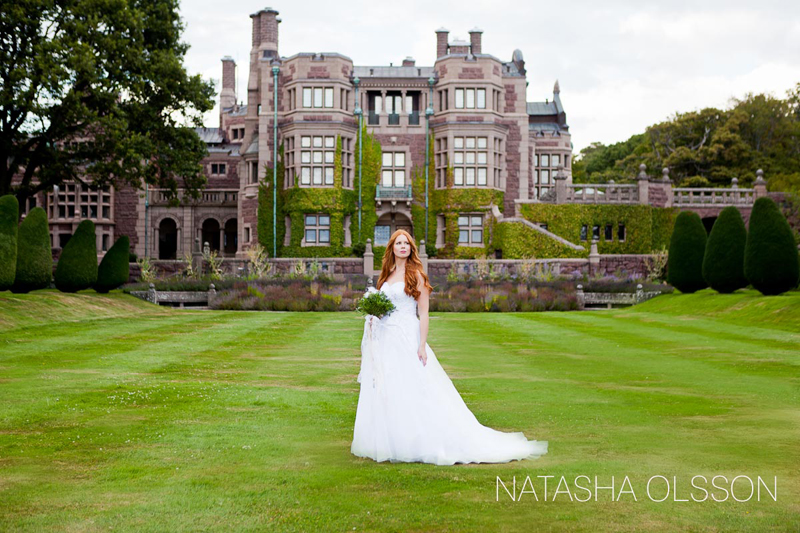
494;221;587;258
501;203;680;258
258;125;383;258
410;134;506;260
258;131;678;261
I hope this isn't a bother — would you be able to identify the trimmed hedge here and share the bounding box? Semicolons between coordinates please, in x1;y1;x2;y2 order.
54;219;98;292
11;207;52;293
667;210;708;293
0;194;19;290
94;236;130;293
702;206;747;293
744;197;800;295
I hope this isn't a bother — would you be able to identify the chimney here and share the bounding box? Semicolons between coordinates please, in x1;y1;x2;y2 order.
436;27;449;58
469;27;483;55
220;57;236;109
402;56;416;67
251;8;280;59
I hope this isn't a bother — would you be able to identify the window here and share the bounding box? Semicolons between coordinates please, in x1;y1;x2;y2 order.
102;234;109;252
592;225;600;240
303;87;334;108
533;152;566;200
452;136;489;186
244;226;251;243
299;135;337;186
580;224;588;241
231;127;244;141
381;152;406;187
454;88;486;109
458;214;483;245
210;163;226;175
618;223;626;242
250;161;258;184
605;224;613;240
304;214;330;244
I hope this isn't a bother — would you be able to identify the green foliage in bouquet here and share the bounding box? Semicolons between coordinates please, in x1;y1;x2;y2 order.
355;290;396;319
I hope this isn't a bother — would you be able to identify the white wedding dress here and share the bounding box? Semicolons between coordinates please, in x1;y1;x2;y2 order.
351;280;548;465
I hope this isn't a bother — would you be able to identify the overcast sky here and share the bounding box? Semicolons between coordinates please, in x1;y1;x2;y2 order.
179;0;800;153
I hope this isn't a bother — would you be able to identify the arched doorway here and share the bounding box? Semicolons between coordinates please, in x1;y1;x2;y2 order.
224;218;238;255
158;218;178;259
201;218;221;252
374;212;413;246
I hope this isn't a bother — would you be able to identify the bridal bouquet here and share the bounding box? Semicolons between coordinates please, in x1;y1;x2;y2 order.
355;287;396;319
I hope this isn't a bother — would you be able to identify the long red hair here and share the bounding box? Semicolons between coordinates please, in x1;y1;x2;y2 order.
377;229;434;300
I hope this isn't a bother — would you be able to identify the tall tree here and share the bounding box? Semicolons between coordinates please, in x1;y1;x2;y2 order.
0;0;216;207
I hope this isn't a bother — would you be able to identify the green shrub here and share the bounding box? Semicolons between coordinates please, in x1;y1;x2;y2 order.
0;194;19;290
54;219;98;292
744;197;800;295
667;211;708;293
702;206;747;293
94;236;130;293
11;207;52;293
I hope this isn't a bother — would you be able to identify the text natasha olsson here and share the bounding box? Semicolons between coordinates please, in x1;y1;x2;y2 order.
495;475;778;502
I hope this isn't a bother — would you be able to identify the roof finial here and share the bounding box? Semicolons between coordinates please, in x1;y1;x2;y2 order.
554;79;560;94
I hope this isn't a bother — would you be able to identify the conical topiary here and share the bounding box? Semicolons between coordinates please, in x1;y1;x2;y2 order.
0;194;19;291
702;206;748;293
667;210;708;293
54;219;98;293
744;196;800;296
11;207;52;293
94;236;130;293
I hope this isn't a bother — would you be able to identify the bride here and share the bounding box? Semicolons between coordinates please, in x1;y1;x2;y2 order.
351;229;548;465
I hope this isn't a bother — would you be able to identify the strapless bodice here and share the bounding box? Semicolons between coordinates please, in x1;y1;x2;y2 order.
379;280;418;319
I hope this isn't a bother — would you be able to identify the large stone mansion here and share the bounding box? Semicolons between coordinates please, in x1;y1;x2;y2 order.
17;7;574;260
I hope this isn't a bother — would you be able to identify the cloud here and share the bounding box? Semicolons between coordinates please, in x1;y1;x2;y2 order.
178;1;800;152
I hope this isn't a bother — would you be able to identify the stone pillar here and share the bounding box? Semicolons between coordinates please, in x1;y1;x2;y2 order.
419;240;428;275
554;166;568;204
731;177;740;204
208;283;216;307
147;283;157;305
576;284;585;310
363;238;374;279
753;169;767;199
588;239;600;276
636;164;649;204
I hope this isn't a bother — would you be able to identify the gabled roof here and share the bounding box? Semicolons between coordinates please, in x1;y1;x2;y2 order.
195;127;224;144
245;134;259;155
526;102;558;115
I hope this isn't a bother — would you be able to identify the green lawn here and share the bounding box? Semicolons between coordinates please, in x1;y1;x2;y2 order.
0;288;798;532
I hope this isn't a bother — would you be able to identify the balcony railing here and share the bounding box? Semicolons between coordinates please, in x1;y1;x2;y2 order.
368;111;379;125
408;111;420;125
149;188;238;207
375;184;412;202
565;184;639;204
672;187;755;206
388;113;400;125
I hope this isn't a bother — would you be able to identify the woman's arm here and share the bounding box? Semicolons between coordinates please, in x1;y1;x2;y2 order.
416;271;430;366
